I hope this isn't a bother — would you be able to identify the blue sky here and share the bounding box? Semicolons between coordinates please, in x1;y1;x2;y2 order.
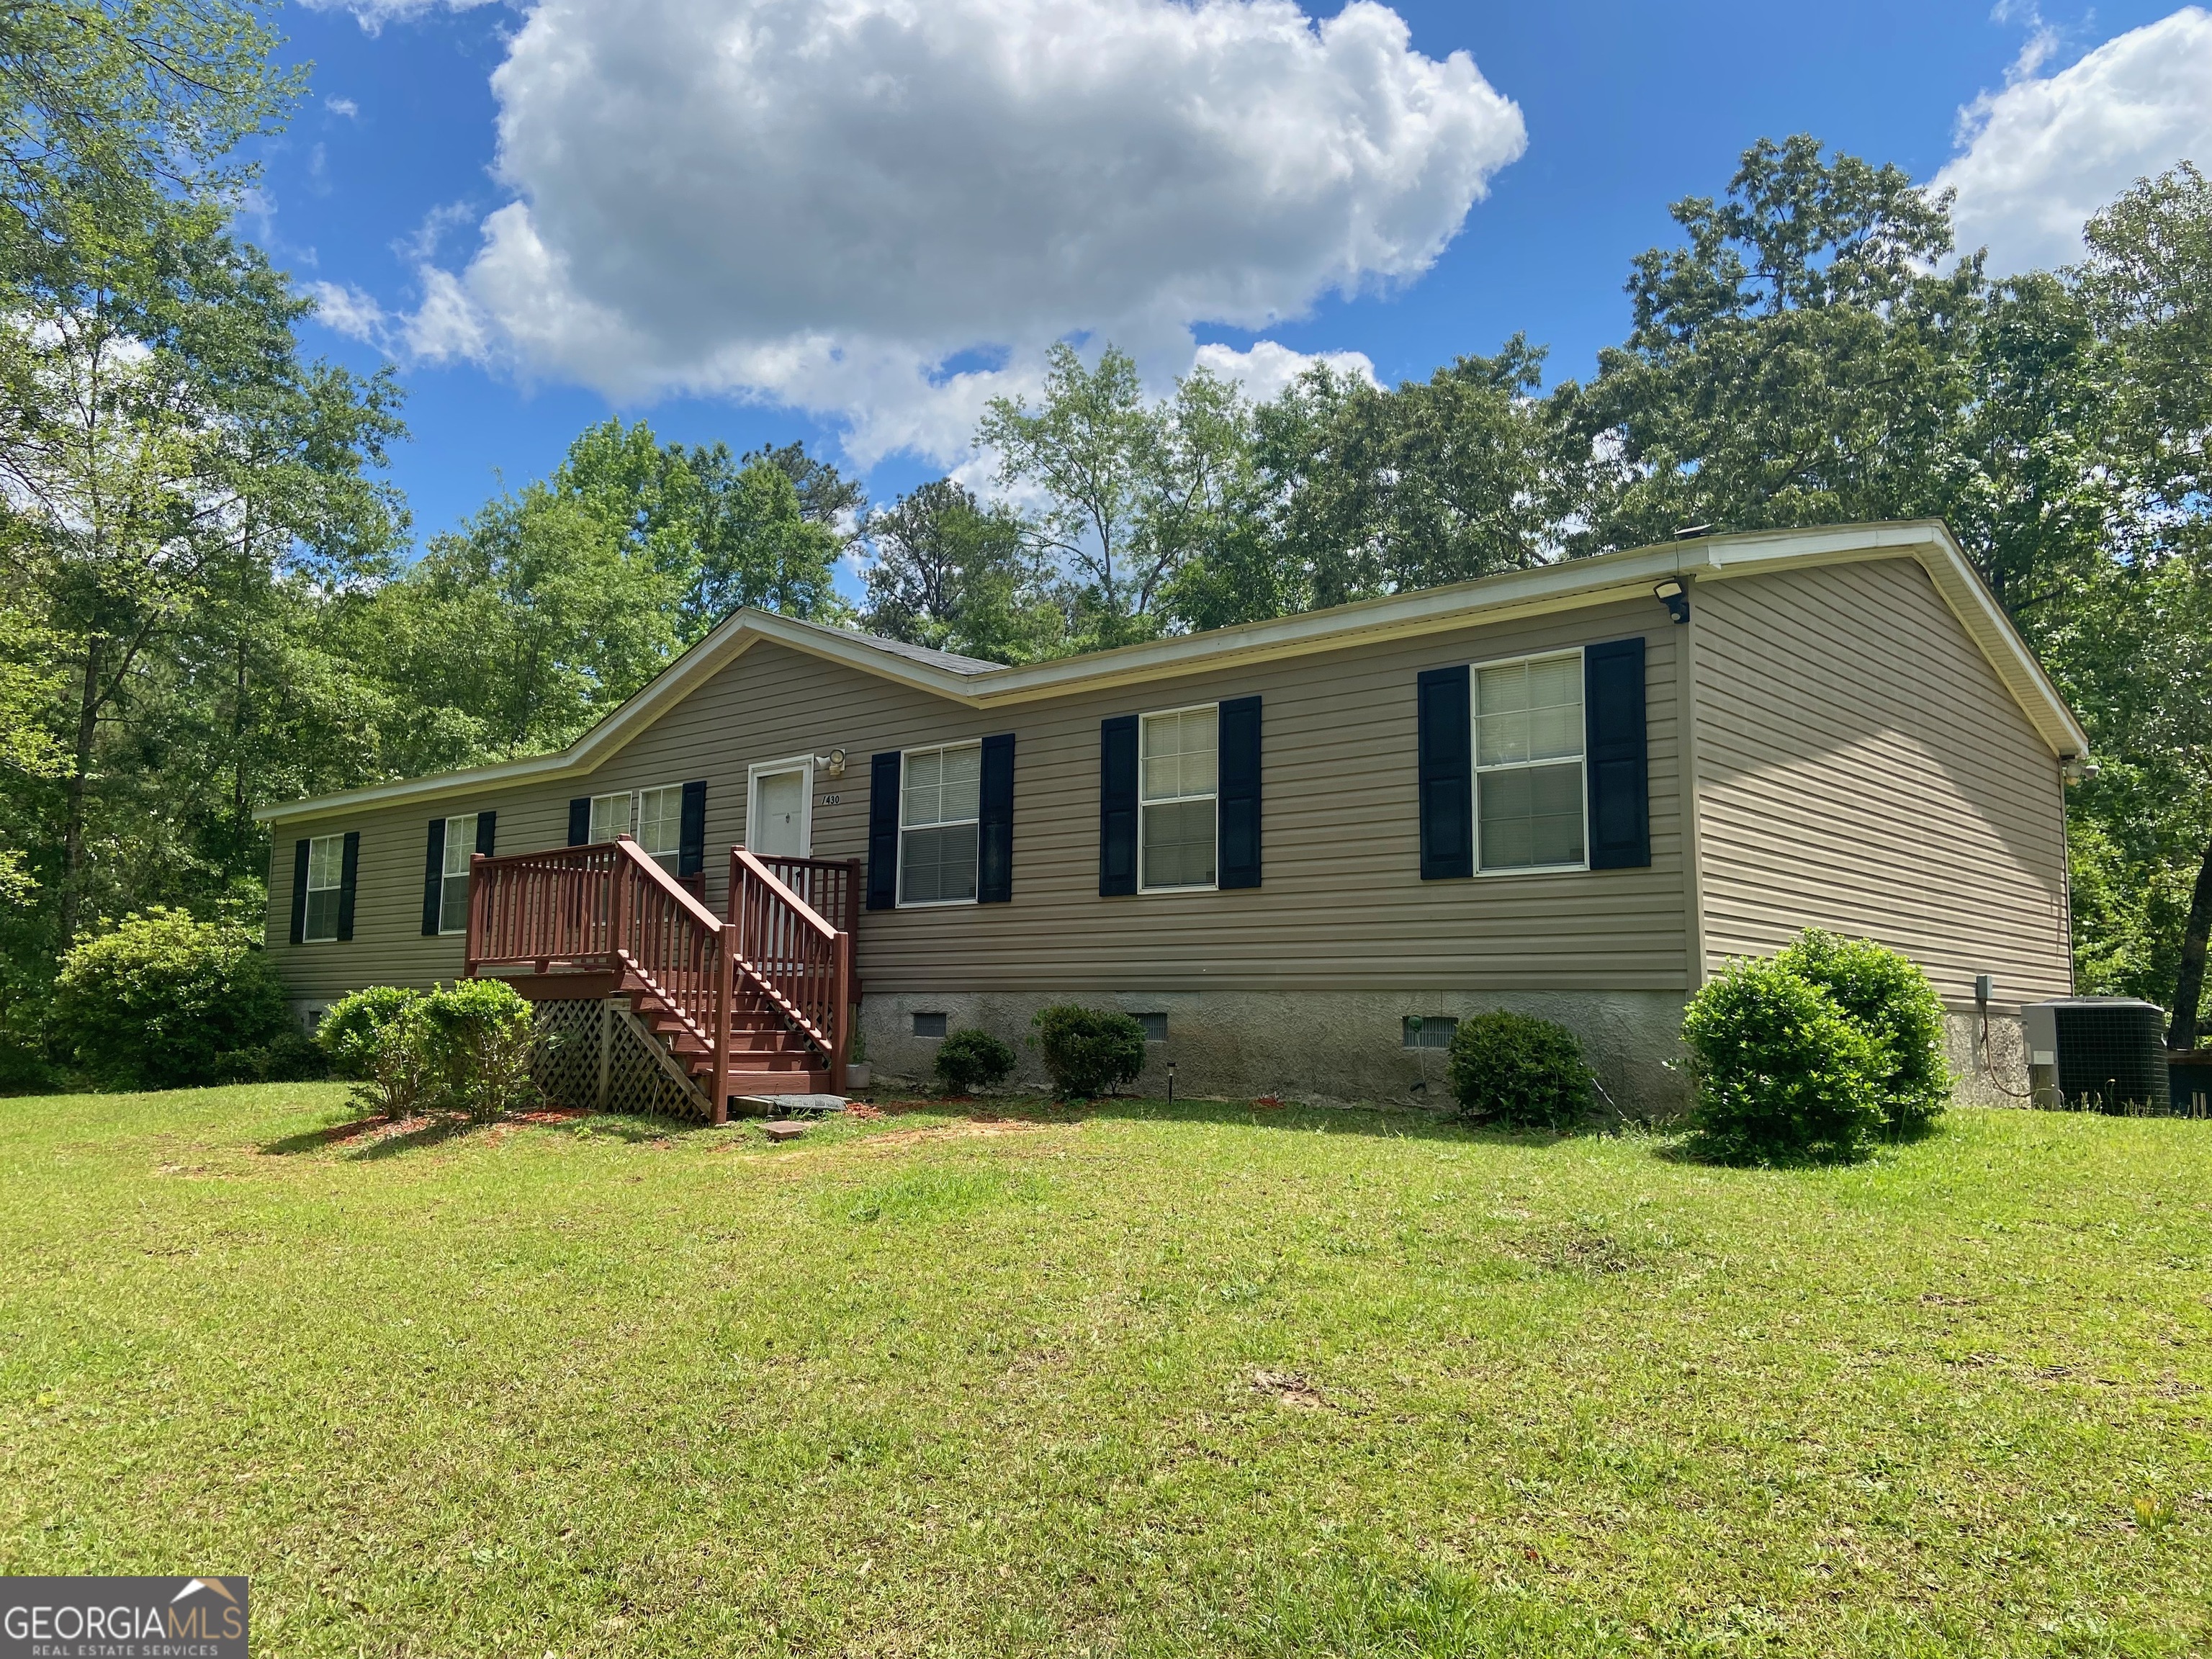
258;1;2204;572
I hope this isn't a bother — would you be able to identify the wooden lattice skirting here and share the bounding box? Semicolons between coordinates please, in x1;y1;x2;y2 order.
529;997;711;1122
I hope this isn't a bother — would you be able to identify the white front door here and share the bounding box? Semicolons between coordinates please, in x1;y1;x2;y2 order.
749;761;812;857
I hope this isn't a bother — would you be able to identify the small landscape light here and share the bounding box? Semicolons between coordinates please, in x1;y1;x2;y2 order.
1167;1060;1177;1105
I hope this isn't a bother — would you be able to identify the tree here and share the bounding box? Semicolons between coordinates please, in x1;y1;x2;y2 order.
549;418;852;637
1555;135;1980;554
0;0;299;285
1181;340;1562;629
352;484;684;768
860;478;1064;663
2067;165;2212;1046
979;343;1254;646
1;197;405;946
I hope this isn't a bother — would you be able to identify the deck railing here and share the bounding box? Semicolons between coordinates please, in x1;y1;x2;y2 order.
469;836;734;1121
754;853;863;999
730;846;854;1090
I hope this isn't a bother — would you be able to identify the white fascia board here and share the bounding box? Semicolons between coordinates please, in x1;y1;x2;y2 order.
257;519;2086;824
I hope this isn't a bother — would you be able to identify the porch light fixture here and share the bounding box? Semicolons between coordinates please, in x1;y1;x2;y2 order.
819;748;848;778
1653;578;1691;625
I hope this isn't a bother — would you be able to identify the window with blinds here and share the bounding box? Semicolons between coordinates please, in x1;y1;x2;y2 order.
1141;706;1217;891
1473;652;1587;871
900;742;981;905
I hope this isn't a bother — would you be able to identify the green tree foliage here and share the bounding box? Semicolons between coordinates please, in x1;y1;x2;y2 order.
48;905;288;1089
2064;167;2212;1046
1175;339;1563;629
1556;135;1979;553
860;478;1064;662
980;343;1254;647
0;0;300;281
345;418;853;775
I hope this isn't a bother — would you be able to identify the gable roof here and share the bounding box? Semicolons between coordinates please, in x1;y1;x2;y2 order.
257;518;2088;824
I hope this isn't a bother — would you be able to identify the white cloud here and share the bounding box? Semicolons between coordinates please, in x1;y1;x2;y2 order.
1934;6;2212;274
372;0;1523;463
307;281;394;342
1193;339;1380;403
301;0;503;30
325;96;361;119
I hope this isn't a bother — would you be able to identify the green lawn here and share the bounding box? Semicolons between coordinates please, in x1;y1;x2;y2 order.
1;1087;2208;1657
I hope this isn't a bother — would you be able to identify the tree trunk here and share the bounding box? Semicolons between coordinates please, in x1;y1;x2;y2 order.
2171;827;2212;1051
58;634;104;947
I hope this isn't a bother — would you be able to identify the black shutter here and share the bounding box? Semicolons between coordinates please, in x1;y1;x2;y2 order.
1417;665;1473;879
289;839;310;945
678;780;707;877
1099;715;1139;896
866;751;901;910
336;831;360;942
421;818;446;936
475;811;497;857
1217;696;1262;889
567;797;591;845
1585;637;1650;869
979;733;1015;904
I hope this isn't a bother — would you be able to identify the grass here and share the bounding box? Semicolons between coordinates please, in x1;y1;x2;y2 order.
0;1086;2208;1657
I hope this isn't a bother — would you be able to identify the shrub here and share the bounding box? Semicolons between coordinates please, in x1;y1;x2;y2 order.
217;1027;328;1084
1030;1005;1146;1100
935;1027;1016;1094
1446;1011;1596;1130
349;997;439;1122
317;986;426;1079
422;979;541;1123
48;908;289;1090
1682;957;1885;1164
1777;930;1951;1136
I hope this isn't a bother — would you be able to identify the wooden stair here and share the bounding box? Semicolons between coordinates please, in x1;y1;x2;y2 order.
630;977;830;1100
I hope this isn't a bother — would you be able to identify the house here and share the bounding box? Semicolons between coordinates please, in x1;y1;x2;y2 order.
255;519;2086;1118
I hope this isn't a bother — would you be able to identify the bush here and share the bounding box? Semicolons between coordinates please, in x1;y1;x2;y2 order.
217;1027;328;1084
1682;956;1885;1164
1031;1005;1146;1100
48;908;289;1090
1446;1011;1596;1130
421;979;543;1123
349;997;439;1122
935;1027;1015;1094
318;986;426;1079
1777;930;1950;1136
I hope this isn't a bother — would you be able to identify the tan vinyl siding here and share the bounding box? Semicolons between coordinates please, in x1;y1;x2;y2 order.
1691;558;2072;1005
267;598;1689;997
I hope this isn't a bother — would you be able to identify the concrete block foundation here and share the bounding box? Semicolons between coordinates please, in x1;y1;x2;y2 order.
860;989;1697;1118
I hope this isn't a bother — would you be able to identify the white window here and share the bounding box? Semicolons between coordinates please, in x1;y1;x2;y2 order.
588;786;683;868
1473;650;1586;872
636;785;684;869
438;814;476;935
304;834;345;943
899;742;980;906
1141;706;1217;891
589;791;632;845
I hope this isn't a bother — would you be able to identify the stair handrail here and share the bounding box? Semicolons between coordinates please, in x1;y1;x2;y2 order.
729;845;854;1091
469;836;733;1125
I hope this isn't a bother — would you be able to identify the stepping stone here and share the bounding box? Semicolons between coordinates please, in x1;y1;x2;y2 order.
760;1121;809;1143
734;1093;848;1116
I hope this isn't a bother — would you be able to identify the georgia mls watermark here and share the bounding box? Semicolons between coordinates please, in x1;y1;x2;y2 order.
1;1578;247;1659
